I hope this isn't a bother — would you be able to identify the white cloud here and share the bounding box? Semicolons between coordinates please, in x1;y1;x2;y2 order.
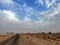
21;2;60;27
23;3;26;8
45;0;56;8
0;0;13;4
35;0;44;5
40;3;60;18
0;10;20;23
24;17;34;25
36;0;56;8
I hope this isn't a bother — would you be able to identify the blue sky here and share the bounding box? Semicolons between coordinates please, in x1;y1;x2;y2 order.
0;0;60;33
0;0;60;20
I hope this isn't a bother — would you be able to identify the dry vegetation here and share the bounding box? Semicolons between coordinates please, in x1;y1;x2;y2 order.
20;32;60;45
0;32;60;45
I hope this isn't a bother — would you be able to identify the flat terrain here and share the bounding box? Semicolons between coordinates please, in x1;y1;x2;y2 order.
0;33;60;45
19;33;60;45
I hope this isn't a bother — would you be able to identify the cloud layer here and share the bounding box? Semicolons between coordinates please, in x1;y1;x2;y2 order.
36;0;56;8
0;0;60;33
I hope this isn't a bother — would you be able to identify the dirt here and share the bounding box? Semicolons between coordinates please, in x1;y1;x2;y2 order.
0;33;60;45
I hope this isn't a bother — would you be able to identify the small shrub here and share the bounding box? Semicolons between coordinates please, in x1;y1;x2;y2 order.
42;32;44;34
48;32;52;34
43;35;46;37
57;37;60;39
54;38;56;40
47;36;50;39
56;42;59;45
26;37;29;39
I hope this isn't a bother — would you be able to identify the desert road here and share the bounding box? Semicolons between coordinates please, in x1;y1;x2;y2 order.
0;33;60;45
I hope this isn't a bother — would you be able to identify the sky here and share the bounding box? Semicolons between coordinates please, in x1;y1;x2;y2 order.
0;0;60;33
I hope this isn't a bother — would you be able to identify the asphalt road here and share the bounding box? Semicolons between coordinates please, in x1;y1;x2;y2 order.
14;34;22;45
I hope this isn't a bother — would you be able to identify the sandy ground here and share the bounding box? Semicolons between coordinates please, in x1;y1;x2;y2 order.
0;33;60;45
